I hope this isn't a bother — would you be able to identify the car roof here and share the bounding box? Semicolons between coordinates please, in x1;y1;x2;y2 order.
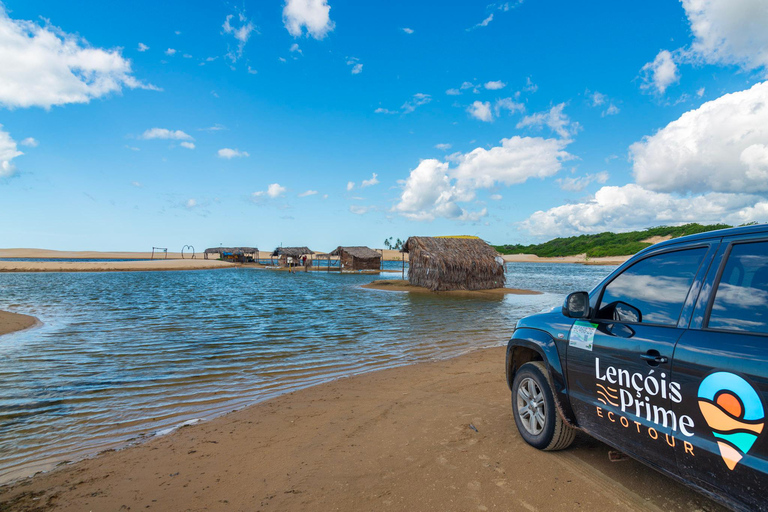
636;223;768;257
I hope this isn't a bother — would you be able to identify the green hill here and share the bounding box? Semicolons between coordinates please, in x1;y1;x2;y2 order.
493;223;732;258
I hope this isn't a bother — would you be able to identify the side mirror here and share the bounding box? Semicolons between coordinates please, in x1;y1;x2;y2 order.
562;291;590;318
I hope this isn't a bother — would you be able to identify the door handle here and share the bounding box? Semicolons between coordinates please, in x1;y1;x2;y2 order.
640;351;668;366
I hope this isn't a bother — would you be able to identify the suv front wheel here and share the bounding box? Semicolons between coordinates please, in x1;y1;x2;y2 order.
512;361;575;451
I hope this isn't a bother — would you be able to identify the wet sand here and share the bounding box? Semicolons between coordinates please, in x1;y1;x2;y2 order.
0;310;39;336
0;347;722;512
362;279;541;297
502;253;630;266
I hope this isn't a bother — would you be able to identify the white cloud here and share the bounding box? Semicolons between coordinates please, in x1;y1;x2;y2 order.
0;7;158;109
470;13;494;30
556;171;609;192
484;80;506;90
180;141;195;149
631;81;768;194
516;103;580;138
395;136;573;221
602;104;620;116
346;57;363;74
435;143;452;150
125;145;140;151
218;148;249;159
247;66;257;74
446;88;461;96
697;87;705;97
137;43;149;52
467;101;493;122
165;48;176;56
640;50;680;94
131;181;142;187
290;43;301;54
494;97;525;116
402;27;414;34
523;77;538;93
20;137;38;147
140;128;193;140
283;0;334;39
401;93;431;114
298;189;318;197
223;13;256;63
346;181;355;191
682;0;768;73
185;199;197;209
361;173;379;188
0;125;23;178
522;184;768;238
590;91;606;106
490;194;503;200
200;124;226;132
252;183;287;199
374;107;396;114
349;205;371;215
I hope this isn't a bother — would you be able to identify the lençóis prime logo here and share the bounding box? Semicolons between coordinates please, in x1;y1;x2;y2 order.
698;372;764;470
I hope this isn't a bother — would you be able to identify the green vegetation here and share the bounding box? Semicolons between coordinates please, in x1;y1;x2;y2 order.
493;223;732;258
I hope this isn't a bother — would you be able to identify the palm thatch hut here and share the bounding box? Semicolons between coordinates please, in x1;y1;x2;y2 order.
329;246;381;271
401;236;505;291
271;247;315;267
204;247;258;263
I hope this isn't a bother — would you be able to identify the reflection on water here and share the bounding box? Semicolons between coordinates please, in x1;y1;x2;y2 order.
0;262;612;483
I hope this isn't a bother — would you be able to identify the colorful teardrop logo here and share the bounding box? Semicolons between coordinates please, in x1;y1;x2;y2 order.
698;372;764;471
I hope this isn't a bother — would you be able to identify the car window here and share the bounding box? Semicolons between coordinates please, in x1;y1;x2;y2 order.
596;248;706;326
708;241;768;334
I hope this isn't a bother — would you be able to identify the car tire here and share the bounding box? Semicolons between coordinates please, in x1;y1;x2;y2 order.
511;361;575;451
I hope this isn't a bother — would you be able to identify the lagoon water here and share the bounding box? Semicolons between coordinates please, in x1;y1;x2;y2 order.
0;263;613;483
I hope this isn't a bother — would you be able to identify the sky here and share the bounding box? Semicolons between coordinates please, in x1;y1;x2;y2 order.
1;0;768;252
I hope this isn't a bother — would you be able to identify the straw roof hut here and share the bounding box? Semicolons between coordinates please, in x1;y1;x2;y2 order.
203;247;258;262
330;246;381;271
271;246;314;266
401;236;505;291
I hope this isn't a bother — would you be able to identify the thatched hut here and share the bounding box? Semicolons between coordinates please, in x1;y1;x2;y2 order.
204;247;258;263
329;246;381;271
271;246;314;267
401;236;505;291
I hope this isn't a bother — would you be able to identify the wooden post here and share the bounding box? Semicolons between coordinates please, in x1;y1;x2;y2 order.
402;253;405;280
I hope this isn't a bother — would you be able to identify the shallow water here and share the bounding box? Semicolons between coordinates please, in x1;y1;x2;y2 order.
0;262;612;483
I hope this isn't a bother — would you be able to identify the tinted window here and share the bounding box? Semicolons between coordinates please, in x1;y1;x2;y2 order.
708;241;768;334
597;248;706;326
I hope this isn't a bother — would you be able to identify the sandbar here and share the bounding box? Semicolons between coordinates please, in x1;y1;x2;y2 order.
502;253;630;266
362;279;541;297
0;310;39;336
0;347;723;511
0;259;235;273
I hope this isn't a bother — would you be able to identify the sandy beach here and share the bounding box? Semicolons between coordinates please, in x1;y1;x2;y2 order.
0;310;39;336
0;347;721;512
502;253;630;266
363;279;541;297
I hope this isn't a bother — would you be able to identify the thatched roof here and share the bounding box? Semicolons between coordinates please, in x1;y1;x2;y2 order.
271;246;314;257
329;246;381;259
204;247;258;255
402;236;505;291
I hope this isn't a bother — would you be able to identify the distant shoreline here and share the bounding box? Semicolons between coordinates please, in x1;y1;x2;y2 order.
0;310;39;336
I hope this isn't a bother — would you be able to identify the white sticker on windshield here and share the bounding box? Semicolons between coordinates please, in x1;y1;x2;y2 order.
570;320;597;351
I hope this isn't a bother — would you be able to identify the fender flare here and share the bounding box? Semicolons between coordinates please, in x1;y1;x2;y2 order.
506;327;577;427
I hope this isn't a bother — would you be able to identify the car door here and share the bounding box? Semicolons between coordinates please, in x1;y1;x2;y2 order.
672;237;768;511
566;245;713;470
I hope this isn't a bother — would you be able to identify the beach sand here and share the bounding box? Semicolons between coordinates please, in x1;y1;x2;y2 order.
0;347;721;512
502;253;630;266
0;310;39;336
0;259;236;273
363;279;541;297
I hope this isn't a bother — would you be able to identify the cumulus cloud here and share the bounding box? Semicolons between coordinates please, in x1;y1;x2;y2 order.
137;43;149;52
602;104;620;116
223;13;256;63
299;189;318;197
0;125;23;178
516;103;580;138
346;181;354;191
401;93;431;114
683;0;768;73
446;88;460;96
20;137;38;147
253;183;287;199
467;101;493;122
631;81;768;194
556;171;609;192
522;184;768;238
494;97;525;116
0;6;158;109
185;199;197;209
435;143;452;150
180;141;195;149
484;80;506;90
283;0;334;39
165;48;177;56
140;128;193;140
523;77;538;93
218;148;249;159
361;173;379;188
394;136;573;221
402;27;414;34
346;57;363;74
640;50;680;94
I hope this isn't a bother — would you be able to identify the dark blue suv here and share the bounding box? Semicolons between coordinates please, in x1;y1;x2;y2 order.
506;224;768;511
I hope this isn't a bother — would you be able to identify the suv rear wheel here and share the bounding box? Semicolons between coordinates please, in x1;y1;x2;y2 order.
512;361;575;451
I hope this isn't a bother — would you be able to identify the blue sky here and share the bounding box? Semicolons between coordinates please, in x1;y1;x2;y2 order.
1;0;768;251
